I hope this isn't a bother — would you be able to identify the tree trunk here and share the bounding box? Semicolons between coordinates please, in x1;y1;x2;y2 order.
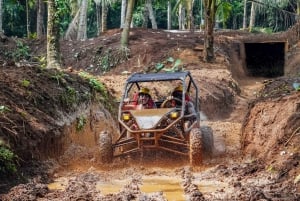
142;0;149;28
146;0;157;29
70;0;79;16
26;0;30;38
77;0;88;40
186;0;194;31
121;0;135;48
203;0;216;63
242;0;247;29
178;0;185;30
232;15;237;30
120;0;127;28
297;1;300;21
0;0;3;33
249;2;255;32
64;9;80;40
96;3;101;36
37;0;45;38
167;1;171;30
181;6;186;30
47;0;61;69
101;0;108;32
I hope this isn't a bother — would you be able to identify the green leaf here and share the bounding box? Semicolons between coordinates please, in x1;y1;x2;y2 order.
155;63;165;72
166;57;174;63
21;79;30;87
0;106;11;114
173;59;182;68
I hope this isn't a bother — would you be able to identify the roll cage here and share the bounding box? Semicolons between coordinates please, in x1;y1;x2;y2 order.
119;71;200;112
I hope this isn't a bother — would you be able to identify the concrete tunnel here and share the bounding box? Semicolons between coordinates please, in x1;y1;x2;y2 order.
244;42;286;78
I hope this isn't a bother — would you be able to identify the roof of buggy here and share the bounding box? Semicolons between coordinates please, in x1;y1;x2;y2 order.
126;71;191;83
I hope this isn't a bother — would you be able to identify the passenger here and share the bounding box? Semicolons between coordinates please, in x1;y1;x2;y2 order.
136;87;156;109
122;87;156;110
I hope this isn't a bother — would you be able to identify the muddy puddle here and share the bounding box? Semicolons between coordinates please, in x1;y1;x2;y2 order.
48;177;68;190
140;176;184;200
48;172;224;200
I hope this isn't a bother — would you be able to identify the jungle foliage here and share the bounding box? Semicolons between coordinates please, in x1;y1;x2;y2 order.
1;0;298;38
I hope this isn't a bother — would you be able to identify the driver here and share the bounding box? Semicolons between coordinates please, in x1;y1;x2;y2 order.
172;85;191;104
172;85;195;115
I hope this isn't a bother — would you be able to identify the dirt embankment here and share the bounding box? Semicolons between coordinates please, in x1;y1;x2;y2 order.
243;92;300;159
0;65;118;194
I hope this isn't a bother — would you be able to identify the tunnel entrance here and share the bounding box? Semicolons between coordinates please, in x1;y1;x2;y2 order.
244;42;285;77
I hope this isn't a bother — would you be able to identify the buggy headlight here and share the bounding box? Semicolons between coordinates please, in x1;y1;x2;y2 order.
122;113;131;121
170;111;179;119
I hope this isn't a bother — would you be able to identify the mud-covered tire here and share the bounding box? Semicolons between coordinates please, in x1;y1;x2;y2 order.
99;131;113;164
189;128;203;166
200;126;214;156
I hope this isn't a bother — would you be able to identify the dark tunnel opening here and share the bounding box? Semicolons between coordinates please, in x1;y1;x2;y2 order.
244;42;285;78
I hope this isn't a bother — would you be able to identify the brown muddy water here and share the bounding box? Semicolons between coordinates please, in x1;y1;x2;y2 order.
48;173;227;200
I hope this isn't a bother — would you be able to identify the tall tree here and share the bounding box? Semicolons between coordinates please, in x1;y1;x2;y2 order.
94;0;114;34
178;2;185;29
65;0;89;40
37;0;45;38
120;0;127;28
142;0;149;28
121;0;135;48
249;1;256;32
243;0;247;29
174;0;194;31
167;0;171;30
64;9;80;40
26;0;30;37
94;0;102;35
186;0;194;31
144;0;157;29
101;0;108;32
47;0;61;68
65;0;80;40
203;0;217;62
297;0;300;15
77;0;88;40
0;0;3;33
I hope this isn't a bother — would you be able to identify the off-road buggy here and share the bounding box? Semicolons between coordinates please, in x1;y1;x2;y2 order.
99;71;213;166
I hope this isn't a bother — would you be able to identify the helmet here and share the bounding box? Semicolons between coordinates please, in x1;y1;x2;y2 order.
139;87;150;95
174;85;183;92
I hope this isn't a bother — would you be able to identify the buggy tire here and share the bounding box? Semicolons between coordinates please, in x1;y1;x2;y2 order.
200;126;214;156
99;131;113;164
189;128;203;166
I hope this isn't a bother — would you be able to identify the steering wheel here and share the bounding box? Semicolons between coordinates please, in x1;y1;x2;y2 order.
160;96;182;108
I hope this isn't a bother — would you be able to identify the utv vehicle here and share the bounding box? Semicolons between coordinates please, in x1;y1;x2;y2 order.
99;71;211;166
